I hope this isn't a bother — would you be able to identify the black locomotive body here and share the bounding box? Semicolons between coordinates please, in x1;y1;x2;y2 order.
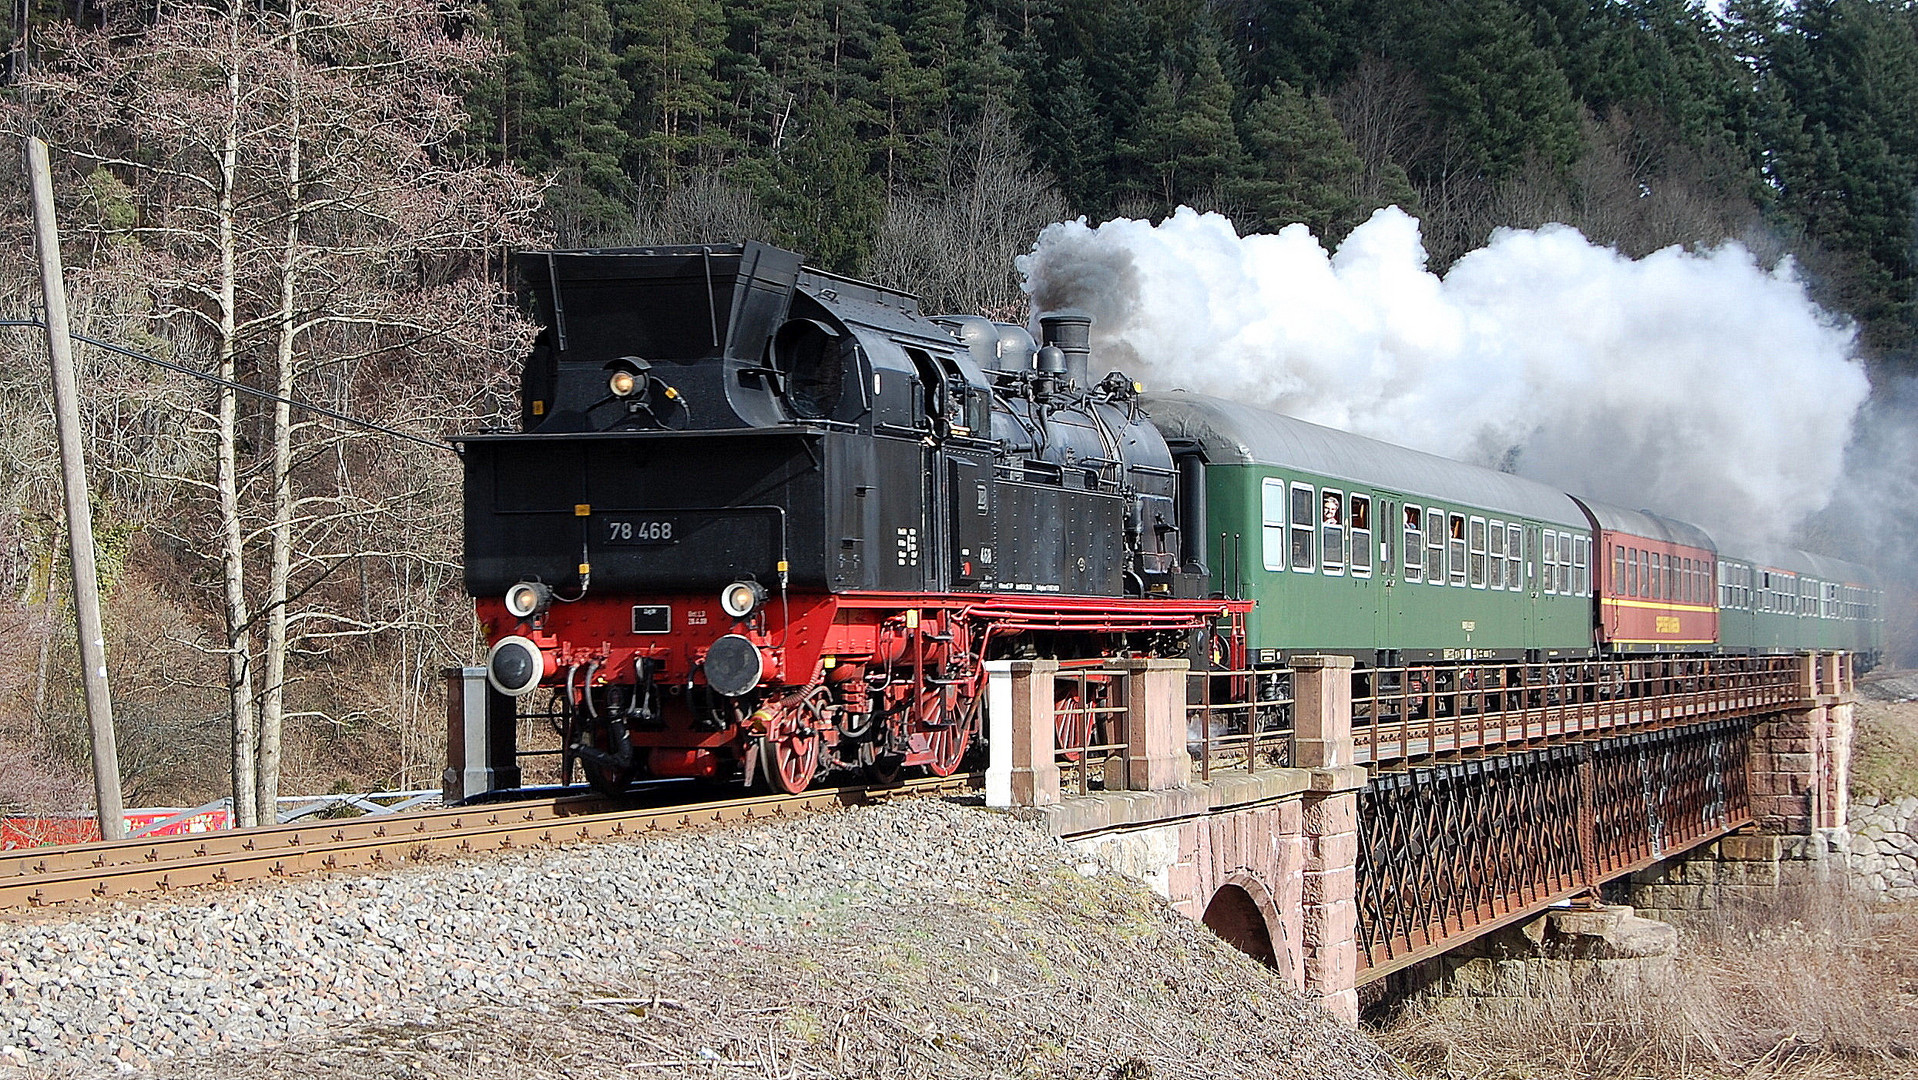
461;243;1241;793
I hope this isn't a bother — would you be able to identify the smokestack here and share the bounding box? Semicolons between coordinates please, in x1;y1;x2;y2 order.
1039;311;1092;390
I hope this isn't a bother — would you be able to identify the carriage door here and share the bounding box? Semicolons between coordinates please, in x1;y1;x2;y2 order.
1375;494;1405;660
1525;523;1543;651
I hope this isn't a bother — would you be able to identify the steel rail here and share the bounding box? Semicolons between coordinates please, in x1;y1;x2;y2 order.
0;775;977;910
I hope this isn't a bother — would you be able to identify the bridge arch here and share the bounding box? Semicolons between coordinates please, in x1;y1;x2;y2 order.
1202;871;1290;976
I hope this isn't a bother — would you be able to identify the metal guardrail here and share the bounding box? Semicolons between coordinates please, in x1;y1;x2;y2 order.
1351;655;1799;767
1188;666;1294;780
1052;666;1130;795
1045;653;1811;790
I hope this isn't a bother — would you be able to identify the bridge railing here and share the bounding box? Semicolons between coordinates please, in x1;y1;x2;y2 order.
1186;665;1295;780
1350;655;1800;767
1051;664;1132;795
1047;663;1302;791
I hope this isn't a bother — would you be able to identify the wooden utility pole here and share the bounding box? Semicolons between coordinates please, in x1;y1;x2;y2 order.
24;135;126;842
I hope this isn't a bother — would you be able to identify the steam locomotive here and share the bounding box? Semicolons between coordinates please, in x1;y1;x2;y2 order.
460;242;1883;795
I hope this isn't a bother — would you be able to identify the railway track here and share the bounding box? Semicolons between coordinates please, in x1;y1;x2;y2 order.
0;774;979;911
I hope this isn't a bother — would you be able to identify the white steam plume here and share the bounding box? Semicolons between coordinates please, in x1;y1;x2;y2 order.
1018;207;1870;546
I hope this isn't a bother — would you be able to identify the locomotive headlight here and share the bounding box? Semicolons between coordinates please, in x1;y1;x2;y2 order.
487;635;547;697
605;355;650;399
720;580;768;619
504;580;553;620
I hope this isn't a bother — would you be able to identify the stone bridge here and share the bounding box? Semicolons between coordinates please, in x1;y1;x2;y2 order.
983;652;1857;1021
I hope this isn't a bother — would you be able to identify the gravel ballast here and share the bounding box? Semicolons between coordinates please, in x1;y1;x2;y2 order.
0;799;1401;1079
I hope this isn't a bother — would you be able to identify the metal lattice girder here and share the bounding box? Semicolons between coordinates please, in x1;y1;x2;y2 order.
1355;718;1754;978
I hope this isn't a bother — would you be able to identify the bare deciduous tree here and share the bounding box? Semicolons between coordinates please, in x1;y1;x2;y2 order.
10;0;543;822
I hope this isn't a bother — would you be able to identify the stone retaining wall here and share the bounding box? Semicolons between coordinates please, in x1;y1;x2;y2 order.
1847;796;1918;901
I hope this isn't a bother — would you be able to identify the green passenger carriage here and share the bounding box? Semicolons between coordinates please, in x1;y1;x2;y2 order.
1143;394;1597;666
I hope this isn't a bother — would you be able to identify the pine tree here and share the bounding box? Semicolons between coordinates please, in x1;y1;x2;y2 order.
1421;0;1582;177
519;0;634;237
620;0;731;181
1763;0;1918;344
1027;54;1111;210
1178;49;1247;198
763;100;885;269
1236;81;1371;238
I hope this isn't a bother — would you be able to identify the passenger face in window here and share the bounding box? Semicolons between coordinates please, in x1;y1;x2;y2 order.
1323;494;1342;525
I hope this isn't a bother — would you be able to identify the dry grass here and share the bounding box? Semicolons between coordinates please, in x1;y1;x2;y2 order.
1376;889;1918;1079
1852;696;1918;802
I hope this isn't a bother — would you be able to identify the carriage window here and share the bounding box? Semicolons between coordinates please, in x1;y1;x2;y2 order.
1574;536;1589;596
1488;520;1505;589
1468;517;1487;587
1428;507;1446;586
1448;514;1467;585
1261;479;1286;571
1718;561;1729;608
1350;495;1373;575
1666;555;1677;603
1681;558;1692;603
1403;507;1423;583
1559;537;1574;594
1654;553;1666;600
1507;524;1523;590
1542;531;1558;594
1290;483;1315;572
1614;545;1627;597
1320;489;1346;573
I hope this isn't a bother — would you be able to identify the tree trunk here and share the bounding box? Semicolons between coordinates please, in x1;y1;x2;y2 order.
258;0;301;823
218;2;258;828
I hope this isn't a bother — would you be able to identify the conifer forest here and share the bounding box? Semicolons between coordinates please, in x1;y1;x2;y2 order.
1;0;1915;811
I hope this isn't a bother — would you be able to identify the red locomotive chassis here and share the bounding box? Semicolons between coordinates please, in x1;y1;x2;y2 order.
479;588;1247;789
